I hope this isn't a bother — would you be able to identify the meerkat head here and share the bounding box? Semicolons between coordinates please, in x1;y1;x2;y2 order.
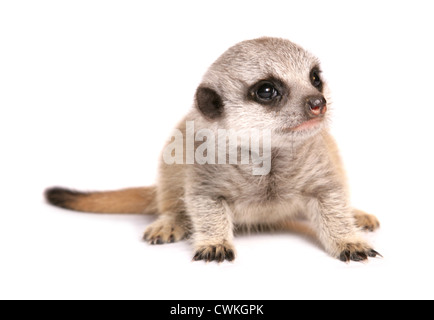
195;37;330;141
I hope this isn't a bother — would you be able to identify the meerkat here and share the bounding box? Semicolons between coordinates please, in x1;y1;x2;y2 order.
46;37;381;263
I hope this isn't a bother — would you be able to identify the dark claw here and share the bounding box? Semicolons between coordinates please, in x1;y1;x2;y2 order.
340;250;351;262
206;246;217;262
350;251;368;262
368;249;383;258
225;248;235;262
215;251;224;263
193;249;205;261
193;253;201;261
203;251;211;262
169;235;175;243
150;237;163;245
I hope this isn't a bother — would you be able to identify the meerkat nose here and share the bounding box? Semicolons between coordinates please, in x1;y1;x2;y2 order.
307;96;327;116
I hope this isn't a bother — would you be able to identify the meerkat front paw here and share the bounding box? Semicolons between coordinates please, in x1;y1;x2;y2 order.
338;241;382;263
353;209;380;232
193;242;236;263
143;217;186;245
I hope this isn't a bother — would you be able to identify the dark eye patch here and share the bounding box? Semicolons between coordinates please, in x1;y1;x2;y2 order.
247;77;289;108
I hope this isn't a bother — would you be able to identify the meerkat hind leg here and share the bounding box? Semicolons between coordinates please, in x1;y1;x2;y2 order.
143;215;187;245
353;209;380;232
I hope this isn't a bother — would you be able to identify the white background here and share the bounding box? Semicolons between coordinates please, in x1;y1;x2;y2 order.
1;0;433;300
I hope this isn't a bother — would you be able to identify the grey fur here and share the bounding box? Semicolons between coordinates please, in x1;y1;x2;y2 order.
146;37;379;262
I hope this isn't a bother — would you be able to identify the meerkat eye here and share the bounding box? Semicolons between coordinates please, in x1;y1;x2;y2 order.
310;68;323;90
256;83;278;101
248;78;287;107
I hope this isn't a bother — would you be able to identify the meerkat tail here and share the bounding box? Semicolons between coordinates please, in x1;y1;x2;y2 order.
45;186;158;214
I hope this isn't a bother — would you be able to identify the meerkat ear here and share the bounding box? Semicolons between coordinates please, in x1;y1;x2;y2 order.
195;86;224;119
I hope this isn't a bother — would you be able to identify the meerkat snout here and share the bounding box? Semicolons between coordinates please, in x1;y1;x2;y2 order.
307;95;327;116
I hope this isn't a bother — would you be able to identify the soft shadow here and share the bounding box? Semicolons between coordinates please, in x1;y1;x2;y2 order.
235;220;324;251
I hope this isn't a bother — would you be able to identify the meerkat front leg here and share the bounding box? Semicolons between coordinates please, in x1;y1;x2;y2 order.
187;196;236;263
307;193;381;262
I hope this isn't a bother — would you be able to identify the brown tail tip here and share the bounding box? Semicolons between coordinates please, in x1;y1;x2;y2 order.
45;187;87;211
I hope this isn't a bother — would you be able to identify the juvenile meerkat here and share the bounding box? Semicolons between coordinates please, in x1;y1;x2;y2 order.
46;37;380;263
